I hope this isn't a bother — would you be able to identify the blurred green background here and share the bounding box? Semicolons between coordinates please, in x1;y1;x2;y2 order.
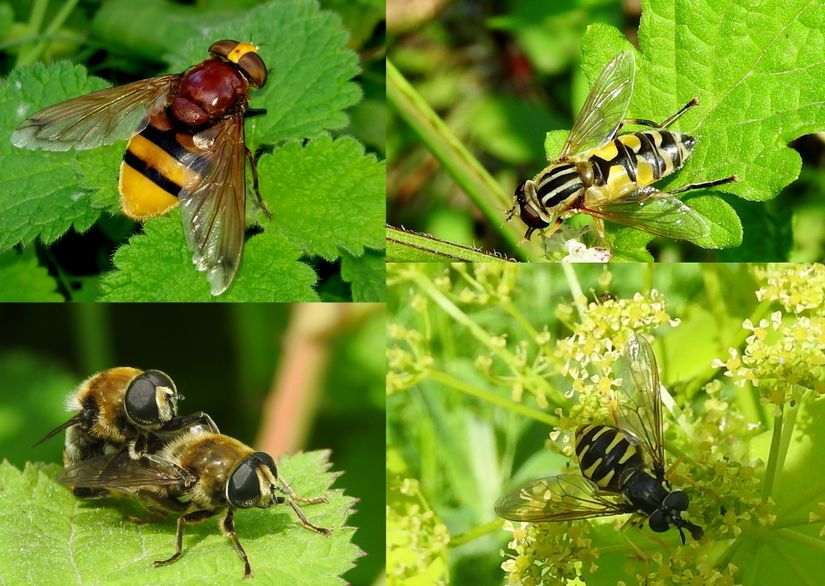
0;0;386;300
387;0;825;261
0;303;385;585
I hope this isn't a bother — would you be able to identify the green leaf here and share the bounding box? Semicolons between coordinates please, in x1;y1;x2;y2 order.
340;249;386;302
259;135;385;260
0;248;62;301
1;0;376;299
0;63;105;251
0;452;358;585
386;226;517;262
577;0;824;248
99;213;319;302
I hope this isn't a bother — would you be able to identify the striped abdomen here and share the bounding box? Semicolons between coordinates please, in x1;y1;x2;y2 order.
575;424;643;492
585;130;696;192
533;162;585;212
118;111;206;220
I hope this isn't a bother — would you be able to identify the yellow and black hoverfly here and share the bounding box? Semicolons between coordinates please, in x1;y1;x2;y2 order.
11;40;270;295
507;51;736;245
495;334;703;544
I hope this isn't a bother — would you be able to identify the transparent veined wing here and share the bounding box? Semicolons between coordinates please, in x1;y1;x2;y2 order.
611;334;666;475
178;115;249;295
11;74;179;151
495;473;633;523
559;51;635;160
583;187;710;242
58;452;191;491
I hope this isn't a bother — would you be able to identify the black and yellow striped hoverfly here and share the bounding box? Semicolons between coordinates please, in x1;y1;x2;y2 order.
495;334;703;544
12;40;269;295
507;51;736;244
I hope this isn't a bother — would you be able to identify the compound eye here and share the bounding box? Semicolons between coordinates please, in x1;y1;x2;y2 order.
208;38;267;87
124;370;177;426
251;451;278;478
648;510;669;533
227;458;264;508
208;39;240;59
238;52;267;88
663;490;689;511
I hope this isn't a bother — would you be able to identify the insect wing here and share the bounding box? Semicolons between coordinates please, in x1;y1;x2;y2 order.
495;473;632;523
559;51;635;160
612;334;666;474
58;452;188;491
585;189;710;242
178;115;248;295
11;74;179;151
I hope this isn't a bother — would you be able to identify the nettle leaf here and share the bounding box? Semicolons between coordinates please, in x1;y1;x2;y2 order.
571;0;824;258
1;0;369;300
0;248;61;301
259;135;385;260
99;212;318;302
0;453;358;585
340;249;385;302
0;63;107;250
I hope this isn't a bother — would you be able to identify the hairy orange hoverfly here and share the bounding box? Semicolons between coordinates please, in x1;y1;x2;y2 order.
507;51;736;246
495;334;703;545
12;40;270;295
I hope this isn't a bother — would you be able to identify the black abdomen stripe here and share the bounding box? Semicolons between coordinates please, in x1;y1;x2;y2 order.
122;150;183;196
575;424;643;491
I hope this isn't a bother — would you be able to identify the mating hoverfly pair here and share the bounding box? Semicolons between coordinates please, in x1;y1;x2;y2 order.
495;334;704;546
36;367;330;579
507;51;736;248
12;40;270;295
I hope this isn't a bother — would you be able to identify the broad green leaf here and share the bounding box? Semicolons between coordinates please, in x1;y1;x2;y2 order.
340;249;386;302
573;1;824;257
1;0;371;300
259;135;385;260
0;63;105;251
0;452;358;585
0;248;61;301
99;213;319;302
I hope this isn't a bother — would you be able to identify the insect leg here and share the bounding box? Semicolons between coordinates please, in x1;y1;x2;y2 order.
275;475;328;505
276;496;332;536
153;509;220;568
245;145;272;220
669;175;737;195
621;98;699;130
244;108;267;118
221;508;252;579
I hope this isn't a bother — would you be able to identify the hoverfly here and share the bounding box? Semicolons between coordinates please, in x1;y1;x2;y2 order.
495;334;703;545
507;51;736;245
11;40;270;295
35;367;218;496
59;430;330;579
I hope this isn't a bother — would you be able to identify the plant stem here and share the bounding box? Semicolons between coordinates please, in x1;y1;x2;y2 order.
450;518;503;547
387;59;539;259
761;404;785;501
561;264;586;321
428;370;557;426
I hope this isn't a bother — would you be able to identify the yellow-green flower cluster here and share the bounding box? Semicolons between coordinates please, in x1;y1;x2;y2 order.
500;520;597;585
553;290;679;425
387;323;433;395
753;264;825;314
714;265;825;404
387;478;450;585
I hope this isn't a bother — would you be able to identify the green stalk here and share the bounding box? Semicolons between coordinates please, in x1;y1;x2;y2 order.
428;370;557;426
449;518;504;547
561;263;586;320
19;0;81;66
387;59;540;259
761;404;785;500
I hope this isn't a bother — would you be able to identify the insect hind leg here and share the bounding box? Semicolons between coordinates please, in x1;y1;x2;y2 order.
621;98;699;130
670;175;737;195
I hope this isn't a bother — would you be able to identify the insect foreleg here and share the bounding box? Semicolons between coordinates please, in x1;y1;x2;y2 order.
245;145;272;220
620;97;699;131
